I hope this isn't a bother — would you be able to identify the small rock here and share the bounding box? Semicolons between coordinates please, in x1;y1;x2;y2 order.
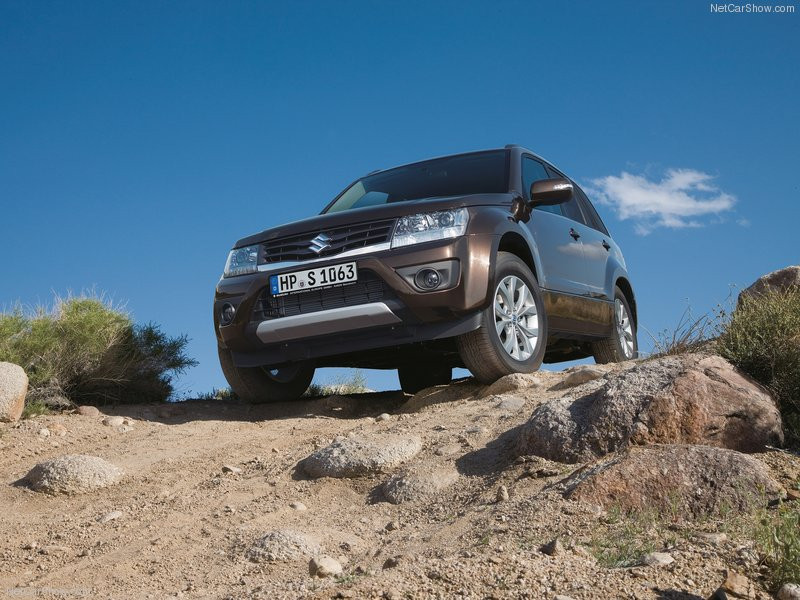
786;489;800;502
247;530;320;562
0;361;28;423
381;467;459;504
302;433;422;478
553;365;609;389
102;416;125;427
465;425;488;435
383;589;402;600
383;556;402;569
385;521;400;531
309;555;343;578
695;532;727;546
712;570;757;599
78;548;91;557
496;485;509;502
289;501;307;511
26;454;124;494
496;396;526;414
22;542;37;550
76;405;100;417
97;510;123;523
376;413;391;422
554;596;578;600
221;465;242;474
38;428;51;438
778;583;800;600
541;538;563;556
40;545;69;555
480;373;542;398
49;423;67;436
642;552;674;567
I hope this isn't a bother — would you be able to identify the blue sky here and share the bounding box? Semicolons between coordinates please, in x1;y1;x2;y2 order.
1;1;798;396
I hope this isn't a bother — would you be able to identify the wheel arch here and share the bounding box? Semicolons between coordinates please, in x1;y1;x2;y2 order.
496;230;540;283
614;276;638;328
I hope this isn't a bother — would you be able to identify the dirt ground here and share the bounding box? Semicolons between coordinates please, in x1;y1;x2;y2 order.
1;369;797;600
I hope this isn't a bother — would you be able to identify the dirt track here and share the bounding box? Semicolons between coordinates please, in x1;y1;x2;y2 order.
1;370;796;600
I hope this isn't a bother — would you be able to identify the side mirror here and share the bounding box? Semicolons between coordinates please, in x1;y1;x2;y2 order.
529;178;573;207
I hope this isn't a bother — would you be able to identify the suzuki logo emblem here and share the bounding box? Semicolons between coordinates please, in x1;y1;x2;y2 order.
309;233;332;254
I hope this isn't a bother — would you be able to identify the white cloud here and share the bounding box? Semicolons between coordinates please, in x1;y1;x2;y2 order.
588;168;736;235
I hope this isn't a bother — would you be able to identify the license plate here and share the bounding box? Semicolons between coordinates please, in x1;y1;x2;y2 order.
269;262;357;295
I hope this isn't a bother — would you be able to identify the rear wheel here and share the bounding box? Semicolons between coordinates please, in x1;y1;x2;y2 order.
398;363;452;395
592;286;638;363
217;346;315;402
456;252;548;384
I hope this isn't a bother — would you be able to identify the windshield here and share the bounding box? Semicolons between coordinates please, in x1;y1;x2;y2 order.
324;150;509;213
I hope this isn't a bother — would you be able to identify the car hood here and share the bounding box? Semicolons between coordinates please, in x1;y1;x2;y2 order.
233;192;514;248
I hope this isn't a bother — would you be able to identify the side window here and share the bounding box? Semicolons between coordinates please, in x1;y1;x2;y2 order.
544;166;588;225
574;185;610;235
522;156;561;216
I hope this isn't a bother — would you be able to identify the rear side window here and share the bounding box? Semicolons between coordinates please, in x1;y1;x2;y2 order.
574;185;610;235
522;156;561;216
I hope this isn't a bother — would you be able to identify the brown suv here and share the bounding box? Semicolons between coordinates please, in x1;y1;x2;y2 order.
214;146;637;400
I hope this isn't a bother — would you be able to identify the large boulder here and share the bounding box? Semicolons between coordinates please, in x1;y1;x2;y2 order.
25;454;124;494
516;354;783;463
739;265;800;303
0;362;28;423
564;444;782;517
301;433;422;478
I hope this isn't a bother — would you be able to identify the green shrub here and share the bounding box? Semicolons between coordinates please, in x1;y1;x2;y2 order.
753;500;800;590
0;294;197;405
717;290;800;443
304;370;369;397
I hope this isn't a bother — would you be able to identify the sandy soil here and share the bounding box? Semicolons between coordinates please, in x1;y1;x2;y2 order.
1;369;797;600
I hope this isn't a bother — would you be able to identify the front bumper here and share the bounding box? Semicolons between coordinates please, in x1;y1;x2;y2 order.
214;233;496;366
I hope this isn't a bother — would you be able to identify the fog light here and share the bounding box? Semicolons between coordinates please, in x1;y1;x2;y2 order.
220;303;236;325
415;268;441;290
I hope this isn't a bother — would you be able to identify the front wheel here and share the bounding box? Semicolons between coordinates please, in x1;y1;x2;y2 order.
217;347;315;403
456;252;548;384
592;286;638;363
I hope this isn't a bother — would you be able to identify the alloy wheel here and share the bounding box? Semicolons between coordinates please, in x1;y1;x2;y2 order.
615;298;635;359
493;275;540;361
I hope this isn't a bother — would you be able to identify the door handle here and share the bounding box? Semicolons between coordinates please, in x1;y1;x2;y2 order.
569;228;580;241
602;240;611;251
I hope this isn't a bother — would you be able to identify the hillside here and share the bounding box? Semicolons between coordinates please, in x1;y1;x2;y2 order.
1;356;798;600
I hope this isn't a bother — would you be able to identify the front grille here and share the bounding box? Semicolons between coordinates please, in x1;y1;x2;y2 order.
253;271;392;321
261;219;396;264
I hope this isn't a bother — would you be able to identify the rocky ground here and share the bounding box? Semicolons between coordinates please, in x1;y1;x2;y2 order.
1;357;799;600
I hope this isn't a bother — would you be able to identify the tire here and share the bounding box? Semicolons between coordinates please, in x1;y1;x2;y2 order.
398;364;452;395
592;286;638;363
217;346;315;403
456;252;548;384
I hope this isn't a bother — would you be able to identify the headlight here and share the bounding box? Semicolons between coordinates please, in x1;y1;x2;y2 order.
223;245;260;278
391;208;469;249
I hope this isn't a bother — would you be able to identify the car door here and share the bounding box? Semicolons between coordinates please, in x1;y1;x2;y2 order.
571;184;613;300
521;156;587;296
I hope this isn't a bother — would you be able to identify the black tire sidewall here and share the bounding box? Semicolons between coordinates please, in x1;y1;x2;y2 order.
484;254;548;373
